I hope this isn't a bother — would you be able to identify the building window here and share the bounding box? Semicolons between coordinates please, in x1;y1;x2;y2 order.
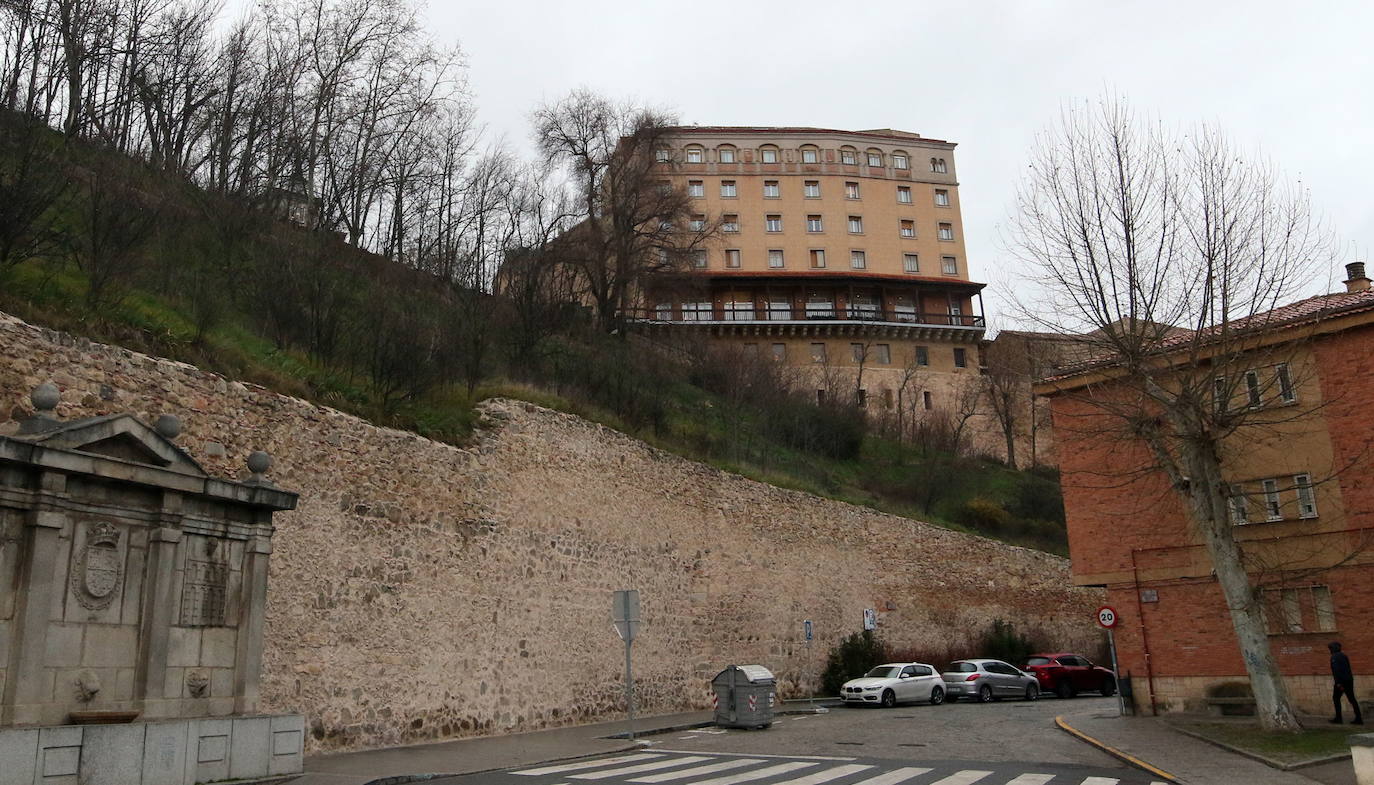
1245;369;1262;407
688;180;704;197
810;342;827;363
915;346;929;366
809;249;826;268
900;220;915;238
893;153;909;169
769;296;791;320
761;146;779;163
875;344;891;364
801;146;819;163
655;148;671;163
771;342;786;360
1266;586;1337;634
806;294;835;318
768;249;784;268
1262;479;1282;521
804;180;821;198
691;250;707;268
722;214;739;233
903;254;919;273
856;388;868;407
718;146;736;163
954;347;967;368
897;186;912;204
806;215;824;233
923;390;933;410
841;147;857;165
654;302;671;320
942;256;958;275
763;180;780;198
1295;474;1318;518
686;147;704;163
931;157;947;173
766;214;782;232
851;343;865;363
817;389;827;405
725;299;755;321
682;302;713;321
850;250;867;269
1276;363;1296;403
656;180;672;195
720;180;737;197
1230;491;1250;524
848;216;864;234
935;189;950;206
845;182;860;199
689;214;706;232
939;223;954;241
866;150;883;167
725;249;741;268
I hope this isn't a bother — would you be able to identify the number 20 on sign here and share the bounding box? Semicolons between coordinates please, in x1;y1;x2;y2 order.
1097;606;1118;629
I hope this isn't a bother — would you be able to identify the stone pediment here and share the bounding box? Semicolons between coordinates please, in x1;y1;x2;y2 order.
25;414;207;476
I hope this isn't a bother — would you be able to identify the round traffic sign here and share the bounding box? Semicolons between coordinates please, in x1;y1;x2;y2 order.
1097;606;1118;629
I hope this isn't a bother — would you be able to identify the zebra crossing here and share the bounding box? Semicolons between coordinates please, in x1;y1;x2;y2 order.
497;751;1169;785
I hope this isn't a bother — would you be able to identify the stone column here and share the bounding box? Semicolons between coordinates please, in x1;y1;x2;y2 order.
4;471;68;725
233;527;272;715
135;492;183;719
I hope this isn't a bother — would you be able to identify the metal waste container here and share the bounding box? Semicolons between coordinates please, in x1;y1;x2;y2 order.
712;665;776;729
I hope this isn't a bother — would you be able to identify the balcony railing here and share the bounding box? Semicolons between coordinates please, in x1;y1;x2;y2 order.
630;306;985;329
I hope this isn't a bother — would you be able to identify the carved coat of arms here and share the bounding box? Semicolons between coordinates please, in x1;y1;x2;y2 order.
71;522;122;610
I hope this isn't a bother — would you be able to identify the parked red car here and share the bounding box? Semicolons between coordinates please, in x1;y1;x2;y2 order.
1023;653;1116;699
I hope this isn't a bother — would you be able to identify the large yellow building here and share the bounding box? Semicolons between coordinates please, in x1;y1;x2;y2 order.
639;126;987;417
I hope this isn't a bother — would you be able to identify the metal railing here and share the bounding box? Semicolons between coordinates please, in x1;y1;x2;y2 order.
633;306;984;328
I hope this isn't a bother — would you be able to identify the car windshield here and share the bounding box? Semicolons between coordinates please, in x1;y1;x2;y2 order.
865;666;901;678
945;662;977;673
1026;657;1052;666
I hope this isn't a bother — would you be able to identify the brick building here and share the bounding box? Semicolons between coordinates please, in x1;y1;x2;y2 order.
1035;265;1374;715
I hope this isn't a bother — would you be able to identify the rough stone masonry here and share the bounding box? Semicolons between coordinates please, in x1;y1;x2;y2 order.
0;311;1103;754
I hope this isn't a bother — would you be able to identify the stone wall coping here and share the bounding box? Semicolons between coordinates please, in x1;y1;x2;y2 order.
0;436;298;511
1349;733;1374;748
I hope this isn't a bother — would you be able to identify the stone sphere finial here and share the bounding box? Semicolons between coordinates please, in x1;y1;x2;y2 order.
247;451;272;475
31;383;60;413
154;414;182;440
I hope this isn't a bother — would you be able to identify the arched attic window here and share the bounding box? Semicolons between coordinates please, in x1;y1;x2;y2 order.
865;148;884;168
684;145;705;163
891;150;909;169
839;146;858;165
717;144;737;163
759;144;780;164
799;144;820;164
930;157;947;173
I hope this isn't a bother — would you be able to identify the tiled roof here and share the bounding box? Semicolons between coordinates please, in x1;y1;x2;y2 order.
1043;289;1374;383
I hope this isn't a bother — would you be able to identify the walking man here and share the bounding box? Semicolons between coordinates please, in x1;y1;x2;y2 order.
1331;641;1363;725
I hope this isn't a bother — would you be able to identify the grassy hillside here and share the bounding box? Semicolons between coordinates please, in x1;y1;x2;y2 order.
0;111;1068;554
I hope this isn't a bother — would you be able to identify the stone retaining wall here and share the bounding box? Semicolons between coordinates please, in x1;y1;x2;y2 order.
0;312;1102;753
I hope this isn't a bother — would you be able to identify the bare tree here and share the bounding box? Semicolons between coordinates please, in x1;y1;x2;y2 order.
1010;97;1335;731
0;112;66;273
66;152;161;310
533;88;716;332
983;334;1030;469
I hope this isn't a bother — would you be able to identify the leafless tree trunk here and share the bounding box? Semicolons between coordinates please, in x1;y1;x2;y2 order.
1010;96;1335;731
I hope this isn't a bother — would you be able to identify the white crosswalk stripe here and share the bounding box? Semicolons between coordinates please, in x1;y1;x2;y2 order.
686;761;818;785
926;772;992;785
845;767;933;785
514;754;663;776
1079;779;1121;785
630;759;765;783
571;757;713;780
770;764;872;785
1004;775;1055;785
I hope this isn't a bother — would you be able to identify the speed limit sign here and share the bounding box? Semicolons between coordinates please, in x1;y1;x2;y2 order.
1097;606;1118;629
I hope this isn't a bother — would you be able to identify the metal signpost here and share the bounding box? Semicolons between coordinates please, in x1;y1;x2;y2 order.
613;590;641;741
804;620;813;706
1097;605;1125;716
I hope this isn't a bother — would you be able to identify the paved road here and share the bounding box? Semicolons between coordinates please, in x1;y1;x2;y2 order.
430;697;1157;785
430;748;1164;785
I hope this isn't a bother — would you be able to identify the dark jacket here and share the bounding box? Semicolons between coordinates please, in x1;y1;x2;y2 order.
1332;651;1354;682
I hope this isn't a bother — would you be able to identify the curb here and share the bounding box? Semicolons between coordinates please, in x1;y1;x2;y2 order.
1054;715;1179;782
1166;722;1352;772
360;745;641;785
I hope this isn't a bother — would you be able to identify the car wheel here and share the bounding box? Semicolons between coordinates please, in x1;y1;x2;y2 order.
1025;683;1039;701
881;689;896;708
930;687;945;706
1056;681;1075;699
1101;677;1116;697
978;684;994;703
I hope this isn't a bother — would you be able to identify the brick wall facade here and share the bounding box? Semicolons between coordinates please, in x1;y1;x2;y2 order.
0;311;1102;752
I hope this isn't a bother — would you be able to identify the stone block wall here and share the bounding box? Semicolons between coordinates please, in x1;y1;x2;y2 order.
0;311;1102;753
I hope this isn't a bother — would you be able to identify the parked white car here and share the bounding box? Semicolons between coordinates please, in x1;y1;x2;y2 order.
840;662;946;708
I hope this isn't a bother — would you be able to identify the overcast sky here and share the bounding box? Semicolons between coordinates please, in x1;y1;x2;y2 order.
233;0;1374;325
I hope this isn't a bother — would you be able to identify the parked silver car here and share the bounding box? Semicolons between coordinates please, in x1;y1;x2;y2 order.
941;659;1039;702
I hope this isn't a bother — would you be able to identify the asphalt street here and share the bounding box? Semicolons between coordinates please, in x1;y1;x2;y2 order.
429;697;1160;785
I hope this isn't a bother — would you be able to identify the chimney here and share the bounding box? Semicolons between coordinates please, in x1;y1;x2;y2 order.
1344;262;1371;293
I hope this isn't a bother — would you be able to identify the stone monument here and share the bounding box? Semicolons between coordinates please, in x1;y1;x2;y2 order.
0;383;303;784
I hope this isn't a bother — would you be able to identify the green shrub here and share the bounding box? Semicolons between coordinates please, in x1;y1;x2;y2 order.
955;498;1012;533
980;619;1036;666
1206;681;1253;698
820;630;889;695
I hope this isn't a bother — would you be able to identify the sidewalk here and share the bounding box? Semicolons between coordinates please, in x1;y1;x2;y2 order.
1057;704;1358;785
291;710;714;785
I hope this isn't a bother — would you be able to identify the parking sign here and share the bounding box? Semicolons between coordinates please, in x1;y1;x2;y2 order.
863;608;876;631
